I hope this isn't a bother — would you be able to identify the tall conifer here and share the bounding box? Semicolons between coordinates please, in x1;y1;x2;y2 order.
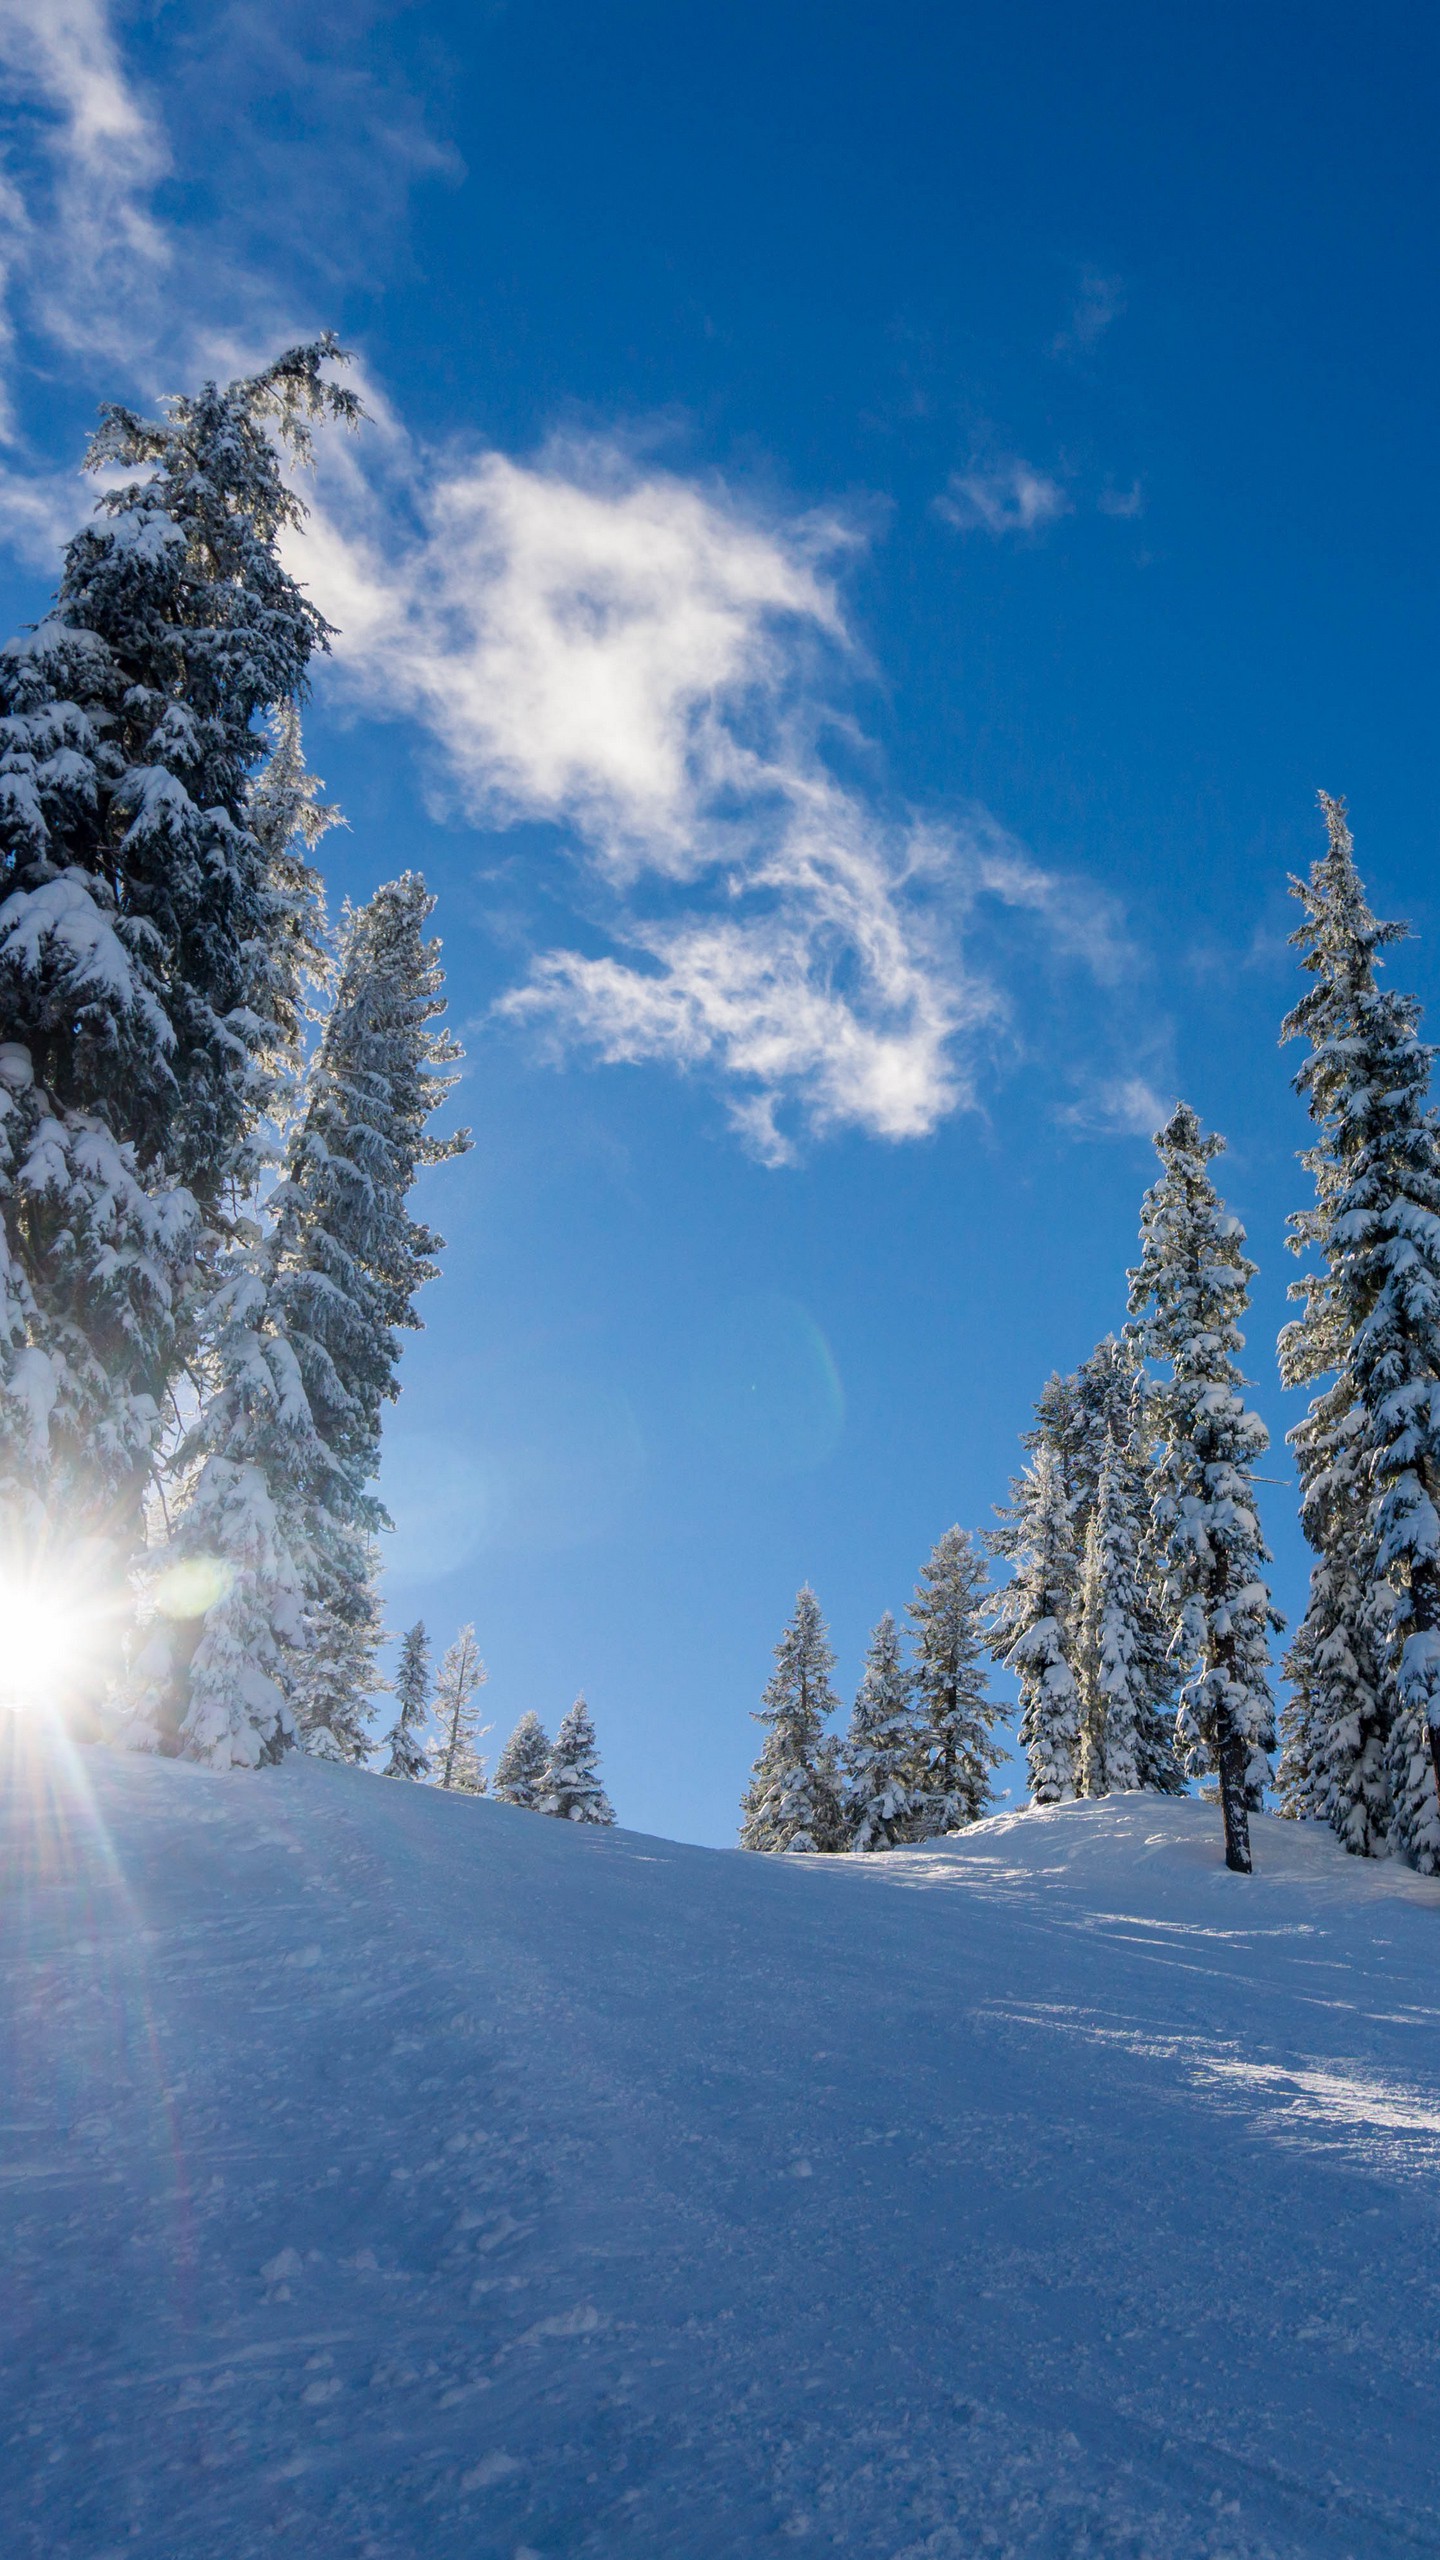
263;873;468;1753
1279;798;1440;1869
1127;1104;1280;1873
0;344;356;1589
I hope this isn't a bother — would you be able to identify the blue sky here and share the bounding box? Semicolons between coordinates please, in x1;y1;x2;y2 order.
1;1;1436;1841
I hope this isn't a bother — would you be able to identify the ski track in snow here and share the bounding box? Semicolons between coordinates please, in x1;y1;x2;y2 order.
6;1735;1440;2557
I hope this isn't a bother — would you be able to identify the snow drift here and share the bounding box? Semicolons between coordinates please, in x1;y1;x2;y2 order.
6;1728;1440;2557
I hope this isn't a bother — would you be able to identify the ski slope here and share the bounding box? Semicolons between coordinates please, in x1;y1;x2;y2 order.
7;1730;1440;2559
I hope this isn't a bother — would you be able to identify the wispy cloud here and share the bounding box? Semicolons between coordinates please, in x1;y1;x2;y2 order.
303;427;1131;1160
1052;269;1126;358
0;0;171;405
0;0;452;517
935;457;1070;540
969;839;1139;986
1058;1072;1172;1141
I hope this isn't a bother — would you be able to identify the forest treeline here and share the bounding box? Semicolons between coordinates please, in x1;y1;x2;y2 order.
741;803;1440;1880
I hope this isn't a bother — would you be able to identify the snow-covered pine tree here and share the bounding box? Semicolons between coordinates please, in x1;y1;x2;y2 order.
263;872;469;1755
989;1445;1082;1805
0;345;356;1592
842;1613;921;1850
739;1585;845;1852
906;1525;1003;1833
1076;1433;1149;1795
382;1621;431;1780
1279;797;1440;1869
1082;1355;1184;1794
493;1710;551;1809
1028;1338;1136;1523
434;1625;488;1793
127;1230;342;1767
1127;1103;1281;1874
116;716;338;1768
1276;808;1393;1850
541;1697;615;1824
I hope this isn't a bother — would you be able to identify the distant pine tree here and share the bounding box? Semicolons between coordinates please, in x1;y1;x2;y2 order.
434;1625;488;1793
842;1613;921;1851
1128;1103;1281;1874
541;1697;615;1825
493;1711;551;1809
907;1525;1003;1832
990;1446;1081;1805
382;1621;431;1780
739;1586;844;1852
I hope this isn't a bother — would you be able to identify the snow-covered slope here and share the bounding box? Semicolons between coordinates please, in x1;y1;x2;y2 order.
7;1732;1440;2559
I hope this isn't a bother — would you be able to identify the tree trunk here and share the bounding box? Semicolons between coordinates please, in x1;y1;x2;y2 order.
1410;1559;1440;1827
1210;1558;1254;1875
1216;1733;1253;1875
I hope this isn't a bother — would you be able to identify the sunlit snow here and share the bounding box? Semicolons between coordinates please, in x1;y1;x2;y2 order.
6;1734;1440;2555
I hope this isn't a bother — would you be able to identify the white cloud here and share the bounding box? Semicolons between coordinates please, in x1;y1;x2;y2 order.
935;457;1070;540
303;426;1131;1160
303;434;988;1157
305;435;847;872
0;0;170;406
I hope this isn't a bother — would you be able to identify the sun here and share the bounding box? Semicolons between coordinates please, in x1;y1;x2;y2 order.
0;1573;88;1709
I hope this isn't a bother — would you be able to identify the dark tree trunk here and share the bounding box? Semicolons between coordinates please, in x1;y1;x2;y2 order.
1216;1732;1253;1874
1210;1551;1254;1874
1411;1559;1440;1825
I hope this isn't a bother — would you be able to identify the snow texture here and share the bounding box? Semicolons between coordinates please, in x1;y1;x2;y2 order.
9;1732;1440;2557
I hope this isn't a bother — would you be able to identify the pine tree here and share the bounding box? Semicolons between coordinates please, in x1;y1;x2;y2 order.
842;1613;921;1850
382;1621;431;1780
493;1710;551;1809
907;1525;1003;1832
263;872;469;1755
1076;1435;1149;1795
434;1624;488;1793
1127;1103;1281;1874
0;345;357;1597
1028;1337;1138;1524
739;1585;845;1851
541;1697;615;1824
1277;797;1440;1863
121;1230;344;1767
990;1445;1082;1805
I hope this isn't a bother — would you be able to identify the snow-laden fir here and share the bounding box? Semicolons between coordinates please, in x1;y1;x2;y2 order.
9;1727;1440;2560
1127;1102;1282;1873
1280;796;1440;1871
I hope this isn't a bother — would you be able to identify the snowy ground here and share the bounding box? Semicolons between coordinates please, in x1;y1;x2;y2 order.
7;1733;1440;2559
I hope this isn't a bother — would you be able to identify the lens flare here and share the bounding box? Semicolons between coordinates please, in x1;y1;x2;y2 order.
151;1556;236;1621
